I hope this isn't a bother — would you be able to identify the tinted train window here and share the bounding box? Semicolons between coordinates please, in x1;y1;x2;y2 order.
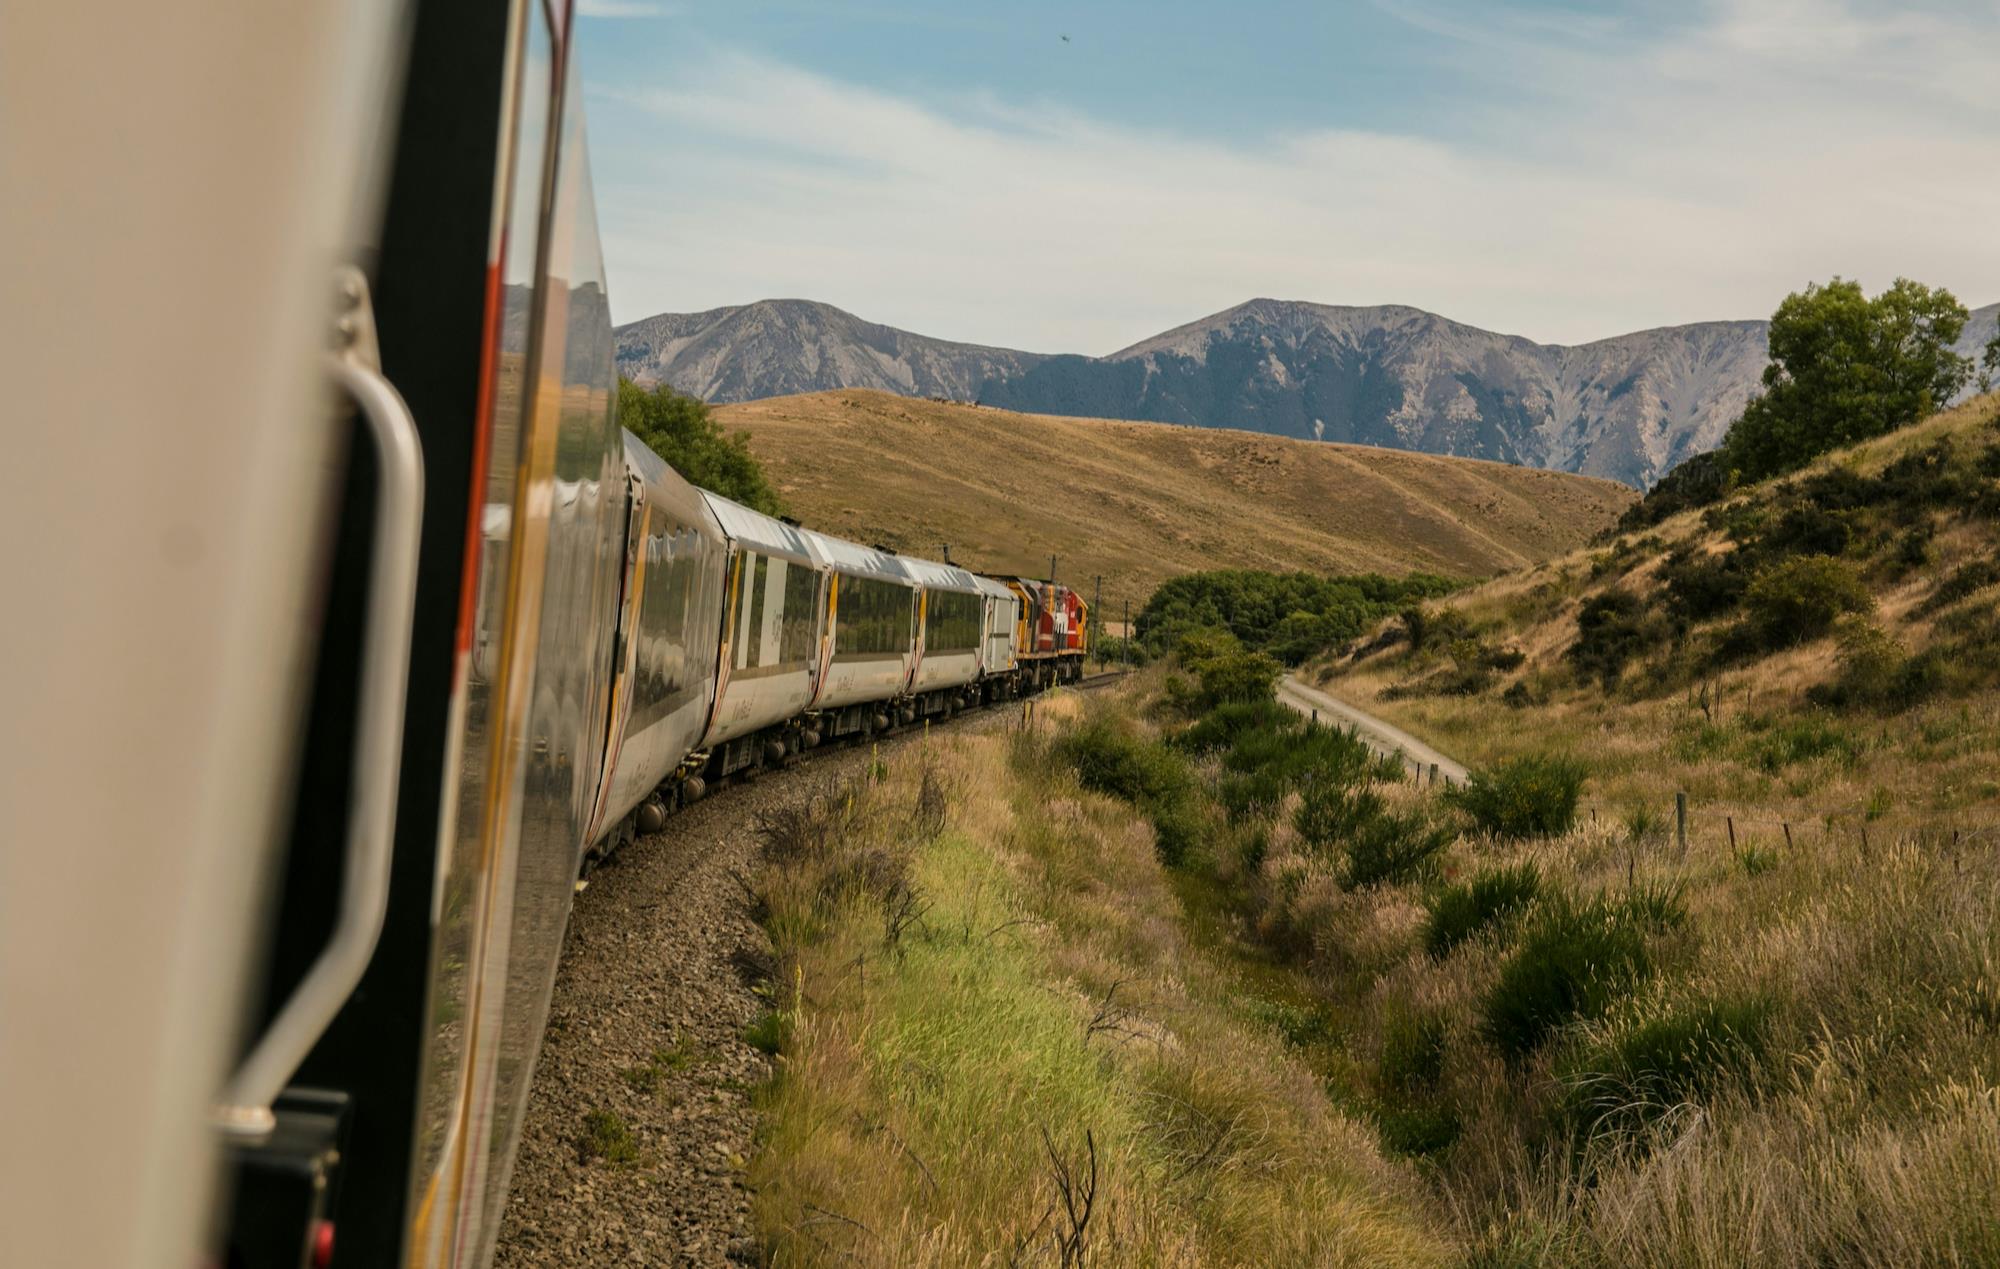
780;560;819;664
836;574;912;657
924;589;982;653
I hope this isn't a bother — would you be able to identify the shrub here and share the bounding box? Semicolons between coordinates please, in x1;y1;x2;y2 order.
1052;714;1202;863
1221;720;1373;814
1401;604;1471;653
1294;782;1387;851
1809;621;1947;714
1741;555;1872;648
1659;546;1751;623
1569;589;1666;687
1176;697;1296;753
1617;450;1729;532
1423;861;1542;957
1755;503;1853;557
1173;629;1283;709
1342;809;1454;890
1482;887;1685;1060
1556;996;1771;1145
1451;754;1589;840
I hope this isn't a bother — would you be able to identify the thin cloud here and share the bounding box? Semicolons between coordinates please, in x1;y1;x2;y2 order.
576;0;677;18
592;6;2000;352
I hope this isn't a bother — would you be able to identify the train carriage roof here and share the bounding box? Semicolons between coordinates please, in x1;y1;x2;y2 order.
898;556;984;595
797;525;915;587
698;489;817;564
970;574;1017;601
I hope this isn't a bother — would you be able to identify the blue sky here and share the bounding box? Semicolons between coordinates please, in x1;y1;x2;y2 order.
574;0;2000;352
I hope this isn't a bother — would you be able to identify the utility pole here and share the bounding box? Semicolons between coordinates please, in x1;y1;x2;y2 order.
1048;553;1057;585
1122;598;1130;670
1092;574;1102;672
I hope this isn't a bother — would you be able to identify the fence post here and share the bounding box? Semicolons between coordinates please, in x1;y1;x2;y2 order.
1782;822;1793;851
1726;816;1737;851
1429;762;1440;788
1675;792;1688;856
1311;708;1318;726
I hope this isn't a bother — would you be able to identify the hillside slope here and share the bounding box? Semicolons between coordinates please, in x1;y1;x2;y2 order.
621;298;2000;488
714;389;1635;614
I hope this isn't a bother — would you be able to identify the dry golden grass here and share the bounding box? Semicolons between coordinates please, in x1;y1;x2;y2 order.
717;390;1635;614
748;695;1453;1266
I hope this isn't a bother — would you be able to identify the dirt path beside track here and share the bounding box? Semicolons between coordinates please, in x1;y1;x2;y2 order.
1277;674;1470;784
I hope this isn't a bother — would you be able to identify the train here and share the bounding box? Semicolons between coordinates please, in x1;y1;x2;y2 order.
3;3;1093;1267
580;445;1090;864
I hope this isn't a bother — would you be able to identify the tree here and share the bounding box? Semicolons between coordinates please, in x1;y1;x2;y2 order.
1982;328;2000;395
1721;278;1971;481
618;378;784;516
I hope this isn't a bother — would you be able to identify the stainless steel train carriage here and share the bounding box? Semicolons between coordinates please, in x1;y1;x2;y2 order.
903;557;989;710
800;529;924;735
584;435;730;853
695;490;831;777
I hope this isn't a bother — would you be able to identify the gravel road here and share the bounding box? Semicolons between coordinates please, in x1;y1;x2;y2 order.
492;709;1011;1267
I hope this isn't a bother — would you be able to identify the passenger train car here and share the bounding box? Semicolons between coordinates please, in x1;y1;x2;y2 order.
3;3;1088;1268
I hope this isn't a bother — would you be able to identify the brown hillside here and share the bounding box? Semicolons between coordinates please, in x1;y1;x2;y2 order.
716;390;1635;613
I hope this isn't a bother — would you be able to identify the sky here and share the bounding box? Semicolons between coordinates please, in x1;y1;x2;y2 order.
573;0;2000;354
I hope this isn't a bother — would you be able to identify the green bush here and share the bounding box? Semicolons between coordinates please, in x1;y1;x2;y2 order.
1569;589;1668;687
1177;697;1297;753
1451;754;1588;840
1220;719;1373;815
1556;996;1771;1145
1294;782;1387;850
1342;809;1454;890
1422;861;1542;957
1136;568;1457;661
1659;546;1750;624
1052;714;1202;864
1808;616;1952;713
1173;629;1282;710
1741;555;1872;648
1482;887;1686;1060
1617;450;1730;532
1401;604;1472;653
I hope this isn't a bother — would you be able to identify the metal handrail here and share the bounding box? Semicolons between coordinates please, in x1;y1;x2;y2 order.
215;280;424;1139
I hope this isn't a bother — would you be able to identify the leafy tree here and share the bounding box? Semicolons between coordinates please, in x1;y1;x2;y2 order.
1722;278;1971;481
618;378;784;516
1135;569;1457;664
1983;328;2000;395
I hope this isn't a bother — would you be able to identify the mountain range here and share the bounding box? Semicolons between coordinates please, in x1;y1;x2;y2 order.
615;297;1999;488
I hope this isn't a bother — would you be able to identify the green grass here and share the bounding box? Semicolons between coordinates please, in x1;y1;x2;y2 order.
578;1109;639;1167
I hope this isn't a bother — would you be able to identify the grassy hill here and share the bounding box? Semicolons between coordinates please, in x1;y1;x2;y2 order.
1269;390;2000;1261
715;390;1635;614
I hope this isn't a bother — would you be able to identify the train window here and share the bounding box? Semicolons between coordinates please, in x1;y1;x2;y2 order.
924;589;981;653
779;560;819;664
836;574;912;658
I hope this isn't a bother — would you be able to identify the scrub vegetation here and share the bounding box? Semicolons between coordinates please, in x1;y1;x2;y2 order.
745;709;1451;1266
